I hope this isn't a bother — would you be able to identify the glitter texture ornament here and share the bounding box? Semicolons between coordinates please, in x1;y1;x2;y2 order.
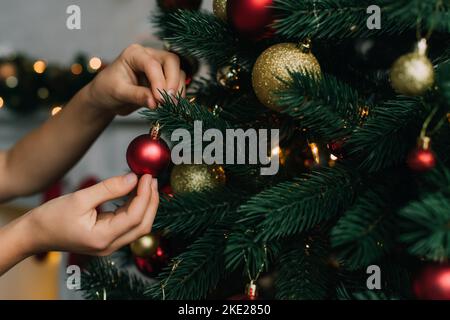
390;39;435;96
213;0;227;21
171;164;226;194
252;41;321;111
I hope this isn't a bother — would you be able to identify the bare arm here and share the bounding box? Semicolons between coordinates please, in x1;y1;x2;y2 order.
0;44;185;202
0;88;113;201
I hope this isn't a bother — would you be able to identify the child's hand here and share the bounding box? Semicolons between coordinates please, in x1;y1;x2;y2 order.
86;44;186;115
25;173;158;256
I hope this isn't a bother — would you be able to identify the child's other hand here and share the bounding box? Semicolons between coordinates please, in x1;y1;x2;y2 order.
86;44;186;115
25;173;159;256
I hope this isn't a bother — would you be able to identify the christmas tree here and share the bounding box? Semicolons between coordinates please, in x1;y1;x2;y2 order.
81;0;450;300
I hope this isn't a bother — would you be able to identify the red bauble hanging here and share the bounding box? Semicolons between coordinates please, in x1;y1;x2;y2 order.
407;137;436;172
157;0;202;11
126;125;171;177
413;263;450;300
227;0;275;40
132;234;170;278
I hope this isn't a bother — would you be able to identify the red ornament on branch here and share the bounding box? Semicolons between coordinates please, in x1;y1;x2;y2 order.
126;124;171;177
413;263;450;300
227;0;274;41
407;137;436;172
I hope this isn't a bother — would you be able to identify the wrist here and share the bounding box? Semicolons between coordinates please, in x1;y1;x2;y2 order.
77;82;116;122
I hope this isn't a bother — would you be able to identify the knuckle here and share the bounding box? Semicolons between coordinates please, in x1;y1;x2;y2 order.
123;43;141;56
167;52;180;64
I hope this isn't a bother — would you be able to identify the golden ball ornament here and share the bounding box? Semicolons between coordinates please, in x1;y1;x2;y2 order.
217;64;242;90
390;40;435;96
171;164;226;194
213;0;227;21
252;42;321;111
130;234;160;258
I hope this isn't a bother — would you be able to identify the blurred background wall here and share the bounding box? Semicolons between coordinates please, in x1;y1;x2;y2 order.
0;0;213;299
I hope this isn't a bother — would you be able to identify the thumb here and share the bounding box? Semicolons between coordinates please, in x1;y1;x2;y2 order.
76;173;138;208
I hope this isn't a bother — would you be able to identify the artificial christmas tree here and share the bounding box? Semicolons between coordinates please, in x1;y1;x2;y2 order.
81;0;450;300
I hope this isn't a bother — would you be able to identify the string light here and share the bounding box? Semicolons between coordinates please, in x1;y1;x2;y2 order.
309;142;320;164
37;87;49;99
33;60;47;74
0;97;4;108
71;63;83;75
51;105;63;116
88;57;102;72
5;76;18;88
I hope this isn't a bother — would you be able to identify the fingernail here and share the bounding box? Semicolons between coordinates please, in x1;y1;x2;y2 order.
152;178;158;189
124;173;137;184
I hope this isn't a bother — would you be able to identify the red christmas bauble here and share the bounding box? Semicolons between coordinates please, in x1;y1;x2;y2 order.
157;0;202;11
134;244;169;277
126;134;171;177
227;0;274;40
413;263;450;300
407;148;436;172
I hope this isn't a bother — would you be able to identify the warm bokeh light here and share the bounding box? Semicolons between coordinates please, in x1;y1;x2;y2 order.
51;106;63;116
88;57;102;71
5;76;18;88
0;63;16;79
0;96;4;108
33;60;47;74
71;63;83;75
309;142;320;164
37;87;49;99
330;154;338;161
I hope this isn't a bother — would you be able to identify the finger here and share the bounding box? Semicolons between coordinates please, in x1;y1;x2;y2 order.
104;178;160;253
117;84;156;109
97;174;153;239
177;71;187;98
117;84;157;109
162;53;181;94
127;51;167;102
76;173;137;209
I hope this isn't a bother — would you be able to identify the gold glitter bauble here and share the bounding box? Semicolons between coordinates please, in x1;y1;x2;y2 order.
171;164;226;194
217;64;241;90
252;42;321;111
130;234;159;258
213;0;227;21
390;52;434;96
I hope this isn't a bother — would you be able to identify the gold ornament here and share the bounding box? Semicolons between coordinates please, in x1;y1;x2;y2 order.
171;164;226;194
130;234;160;258
213;0;227;21
217;64;242;90
390;39;435;96
252;41;321;111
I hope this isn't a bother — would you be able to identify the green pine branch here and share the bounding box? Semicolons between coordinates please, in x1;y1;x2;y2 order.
274;0;450;41
238;166;358;241
154;188;248;237
346;97;424;173
279;71;362;141
145;224;229;300
275;238;332;300
81;258;150;300
331;187;398;270
399;191;450;261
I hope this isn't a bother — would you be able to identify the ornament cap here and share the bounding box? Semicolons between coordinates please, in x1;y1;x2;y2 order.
297;38;312;53
416;39;428;56
418;136;431;150
150;123;161;140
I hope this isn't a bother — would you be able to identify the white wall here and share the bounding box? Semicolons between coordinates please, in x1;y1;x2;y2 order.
0;0;213;63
